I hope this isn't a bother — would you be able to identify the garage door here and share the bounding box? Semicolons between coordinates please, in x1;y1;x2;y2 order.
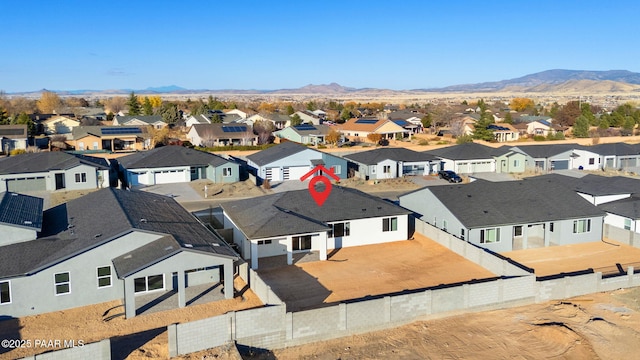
6;177;46;192
266;167;281;181
619;157;637;169
551;160;569;170
284;166;310;181
471;161;493;173
153;170;186;184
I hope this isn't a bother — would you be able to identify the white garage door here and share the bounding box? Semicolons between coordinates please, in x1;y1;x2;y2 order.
266;167;281;181
6;177;46;192
284;166;310;181
472;161;494;173
154;170;186;184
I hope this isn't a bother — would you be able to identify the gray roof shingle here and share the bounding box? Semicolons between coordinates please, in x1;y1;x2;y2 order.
246;142;310;166
424;142;497;160
344;147;437;165
0;188;236;279
221;187;410;239
412;179;604;228
0;151;108;175
599;196;640;220
111;235;181;278
117;145;231;168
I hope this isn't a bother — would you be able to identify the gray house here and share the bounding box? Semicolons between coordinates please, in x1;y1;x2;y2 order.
587;142;640;170
399;179;605;253
0;188;238;318
0;125;28;153
424;142;496;174
0;192;43;246
343;147;439;180
513;144;579;172
0;151;110;192
118;145;240;186
246;142;347;182
221;187;410;269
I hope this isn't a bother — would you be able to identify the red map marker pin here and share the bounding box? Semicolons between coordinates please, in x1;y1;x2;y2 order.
300;165;341;207
308;176;332;207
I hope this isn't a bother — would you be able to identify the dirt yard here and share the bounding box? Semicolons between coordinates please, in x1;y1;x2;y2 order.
258;234;496;312
0;277;262;360
189;179;269;199
502;239;640;277
335;176;422;193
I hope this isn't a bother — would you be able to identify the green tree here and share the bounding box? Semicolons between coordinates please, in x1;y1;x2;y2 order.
572;115;589;138
285;104;295;115
158;102;181;124
290;114;302;126
126;92;141;115
210;113;222;123
0;106;10;125
472;109;495;141
13;112;35;135
456;134;474;144
190;99;207;116
339;109;351;123
622;116;635;136
580;103;596;126
306;101;316;111
503;112;513;124
421;114;432;129
142;97;153;115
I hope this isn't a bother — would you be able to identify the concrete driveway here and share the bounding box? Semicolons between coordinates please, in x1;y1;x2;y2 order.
135;183;203;202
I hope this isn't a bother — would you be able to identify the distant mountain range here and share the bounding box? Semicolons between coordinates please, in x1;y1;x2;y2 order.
11;70;640;96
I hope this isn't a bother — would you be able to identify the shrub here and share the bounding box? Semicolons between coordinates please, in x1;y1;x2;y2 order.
196;144;277;152
9;149;26;156
418;139;429;145
532;135;546;141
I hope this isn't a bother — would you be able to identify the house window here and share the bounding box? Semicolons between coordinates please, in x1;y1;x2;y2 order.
383;217;398;232
513;160;519;167
134;275;165;293
97;266;112;288
75;173;87;183
93;142;99;150
550;222;554;232
223;167;232;177
460;229;465;240
329;222;350;237
480;228;500;243
292;235;312;251
54;272;70;295
0;281;10;304
589;158;595;165
442;220;448;232
383;165;391;174
514;226;523;237
79;141;85;150
330;165;341;175
258;240;272;245
371;166;376;174
624;219;632;231
573;219;591;233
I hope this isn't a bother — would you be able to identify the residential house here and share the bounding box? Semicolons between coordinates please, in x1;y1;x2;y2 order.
69;126;149;152
185;112;243;128
221;187;410;269
600;196;640;233
343;147;439;180
0;125;28;153
246;114;292;129
511;143;600;171
292;110;323;125
586;142;640;170
337;118;409;142
521;119;566;137
225;109;254;120
399;179;605;252
0;188;238;318
41;115;81;135
113;115;167;129
187;123;257;147
118;145;240;186
273;124;333;145
246;142;347;182
492;146;528;173
0;151;109;192
388;110;424;133
488;123;520;142
424;142;496;174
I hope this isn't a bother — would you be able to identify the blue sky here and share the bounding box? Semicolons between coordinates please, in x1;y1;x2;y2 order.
2;0;639;92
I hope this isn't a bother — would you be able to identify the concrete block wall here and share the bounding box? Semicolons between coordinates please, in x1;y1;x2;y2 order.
390;291;431;322
249;269;283;306
235;306;286;349
171;314;232;356
21;340;110;360
468;281;501;307
604;224;640;247
502;276;536;302
346;297;388;330
430;286;465;313
290;305;343;339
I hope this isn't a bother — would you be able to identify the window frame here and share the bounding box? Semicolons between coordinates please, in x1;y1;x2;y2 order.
624;218;632;231
480;228;500;243
572;219;591;233
134;274;165;293
383;165;391;174
54;271;71;295
97;266;112;288
383;217;398;232
329;222;350;238
292;235;312;251
223;167;233;177
0;280;11;305
75;173;87;183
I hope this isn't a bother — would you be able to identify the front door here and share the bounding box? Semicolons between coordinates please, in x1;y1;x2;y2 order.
55;173;65;190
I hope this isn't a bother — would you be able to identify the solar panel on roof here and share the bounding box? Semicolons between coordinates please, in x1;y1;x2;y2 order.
488;125;510;131
294;124;316;130
102;127;143;135
221;126;248;133
355;119;378;124
0;128;25;136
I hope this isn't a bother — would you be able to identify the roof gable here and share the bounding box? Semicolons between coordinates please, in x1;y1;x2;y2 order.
0;151;108;175
425;142;496;160
344;147;437;165
246;142;311;166
118;145;231;168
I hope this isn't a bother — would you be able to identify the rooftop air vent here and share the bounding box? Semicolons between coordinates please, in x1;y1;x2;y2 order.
164;246;173;251
184;244;193;248
94;233;102;238
124;254;132;259
140;218;148;223
23;220;32;225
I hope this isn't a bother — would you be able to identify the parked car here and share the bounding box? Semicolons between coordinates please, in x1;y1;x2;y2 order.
438;170;462;183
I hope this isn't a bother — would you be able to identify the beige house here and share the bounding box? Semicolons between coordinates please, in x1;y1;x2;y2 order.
337;118;409;142
41;115;80;135
69;126;149;152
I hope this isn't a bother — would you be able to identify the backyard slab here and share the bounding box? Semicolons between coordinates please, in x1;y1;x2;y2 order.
501;239;640;277
257;233;496;312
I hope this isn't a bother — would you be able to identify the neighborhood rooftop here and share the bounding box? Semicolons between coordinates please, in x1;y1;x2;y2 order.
221;186;410;239
413;179;605;228
117;145;231;168
344;147;437;165
0;151;108;174
0;188;236;279
245;141;310;166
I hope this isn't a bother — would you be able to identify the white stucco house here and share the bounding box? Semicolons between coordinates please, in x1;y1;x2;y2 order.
221;187;411;269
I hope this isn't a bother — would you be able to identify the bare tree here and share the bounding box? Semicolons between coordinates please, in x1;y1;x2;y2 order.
450;118;467;137
103;97;127;114
253;120;276;144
